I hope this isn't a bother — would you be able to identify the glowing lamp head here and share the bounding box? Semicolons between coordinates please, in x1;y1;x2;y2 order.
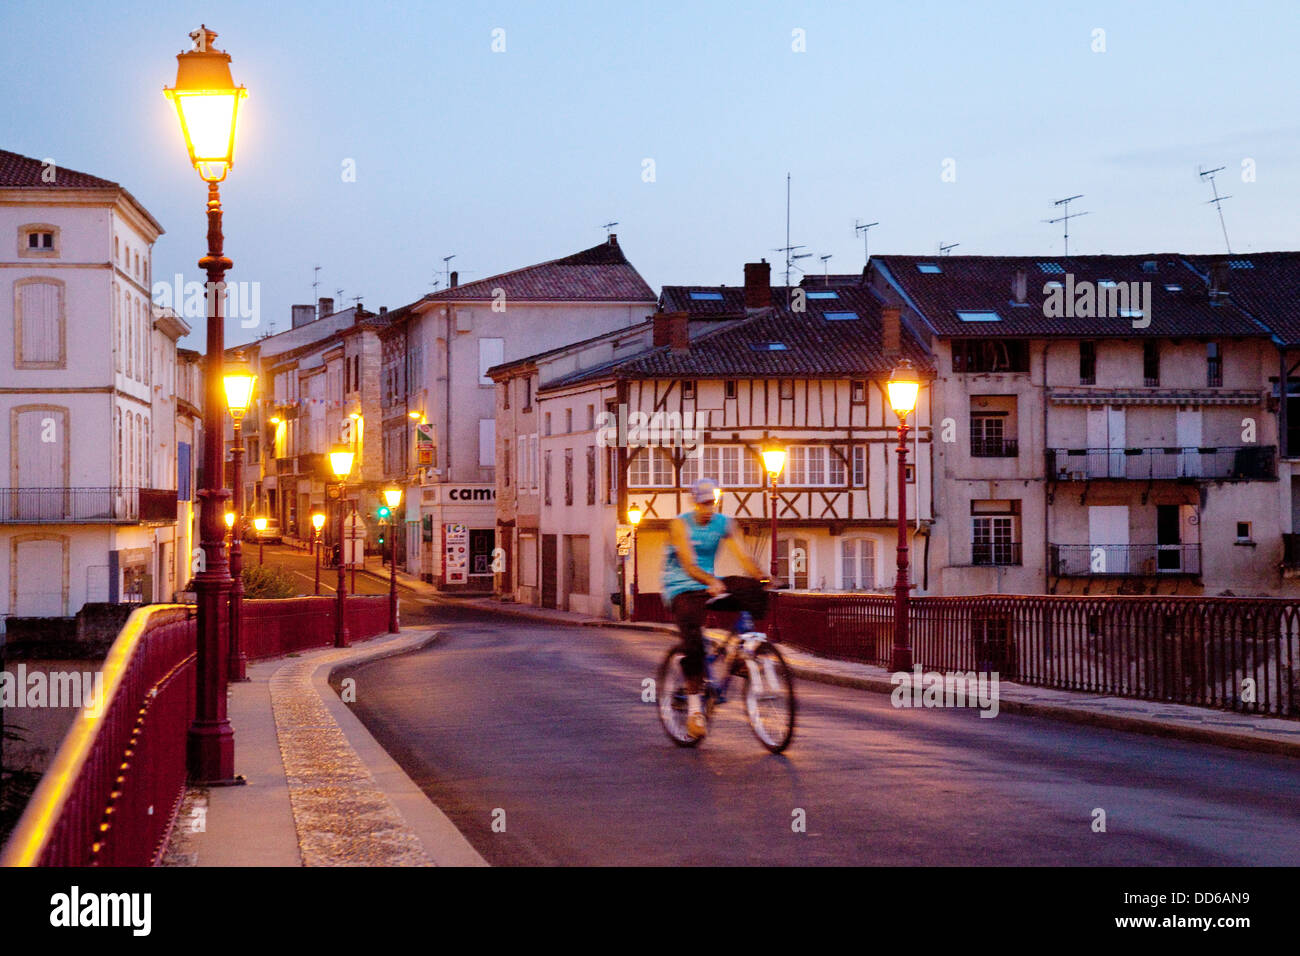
408;411;422;421
268;417;282;426
163;26;247;183
253;517;268;532
627;507;643;526
886;359;921;419
311;513;326;532
383;487;403;509
349;412;361;421
761;444;786;478
329;445;354;479
223;356;256;421
224;511;235;529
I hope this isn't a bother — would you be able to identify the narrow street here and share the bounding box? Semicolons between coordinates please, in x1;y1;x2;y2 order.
330;599;1300;867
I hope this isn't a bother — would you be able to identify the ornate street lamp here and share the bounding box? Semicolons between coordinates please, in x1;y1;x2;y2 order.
224;357;255;682
166;24;246;784
761;442;787;583
627;506;643;618
886;359;922;671
311;512;326;595
329;445;355;647
383;487;403;633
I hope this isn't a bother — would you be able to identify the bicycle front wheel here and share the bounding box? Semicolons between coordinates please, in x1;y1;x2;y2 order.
656;644;703;748
742;641;796;753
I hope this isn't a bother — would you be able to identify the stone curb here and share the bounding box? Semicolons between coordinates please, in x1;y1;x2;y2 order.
272;630;489;867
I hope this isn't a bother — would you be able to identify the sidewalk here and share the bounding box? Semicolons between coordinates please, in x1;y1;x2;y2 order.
162;628;487;867
411;589;1300;759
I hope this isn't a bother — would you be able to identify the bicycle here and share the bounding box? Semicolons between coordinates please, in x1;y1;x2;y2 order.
656;599;797;753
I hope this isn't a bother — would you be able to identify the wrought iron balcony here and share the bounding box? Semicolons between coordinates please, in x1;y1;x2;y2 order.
1050;543;1201;577
970;438;1020;459
0;487;177;524
1047;446;1275;481
972;541;1022;566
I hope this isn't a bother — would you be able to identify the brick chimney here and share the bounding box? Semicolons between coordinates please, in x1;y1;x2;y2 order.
450;271;459;288
744;259;771;309
653;310;689;351
608;233;618;247
882;305;902;356
1012;268;1028;304
317;297;334;320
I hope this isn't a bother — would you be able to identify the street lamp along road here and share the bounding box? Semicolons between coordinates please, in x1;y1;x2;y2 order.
382;487;403;633
886;359;922;672
329;445;355;647
166;23;246;785
626;506;643;618
311;512;326;595
761;442;787;584
223;356;255;682
253;516;268;566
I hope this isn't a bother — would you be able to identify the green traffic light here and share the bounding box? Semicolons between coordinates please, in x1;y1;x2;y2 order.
377;506;391;519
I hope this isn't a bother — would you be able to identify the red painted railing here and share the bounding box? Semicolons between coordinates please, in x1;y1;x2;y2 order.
1;595;392;867
241;595;389;659
772;592;1300;717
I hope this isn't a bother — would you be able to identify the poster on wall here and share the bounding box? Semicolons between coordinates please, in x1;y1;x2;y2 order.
444;522;468;584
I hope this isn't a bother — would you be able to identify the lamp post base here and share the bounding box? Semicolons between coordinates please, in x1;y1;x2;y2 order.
186;720;236;785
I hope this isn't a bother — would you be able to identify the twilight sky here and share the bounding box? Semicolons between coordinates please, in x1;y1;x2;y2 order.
3;0;1297;350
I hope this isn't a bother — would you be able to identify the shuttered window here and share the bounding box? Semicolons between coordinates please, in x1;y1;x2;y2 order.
16;279;64;367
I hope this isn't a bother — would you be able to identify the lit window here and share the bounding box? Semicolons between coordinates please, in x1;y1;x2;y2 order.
1164;284;1182;292
689;291;724;301
806;290;839;299
917;263;942;274
752;342;788;351
823;311;859;321
956;311;1001;323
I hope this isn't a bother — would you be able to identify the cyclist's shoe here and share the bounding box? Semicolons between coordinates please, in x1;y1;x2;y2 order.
686;712;708;739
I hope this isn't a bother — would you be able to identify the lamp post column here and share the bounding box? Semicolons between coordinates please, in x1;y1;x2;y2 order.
188;180;236;783
891;418;913;672
630;525;639;619
228;427;247;682
335;486;349;647
388;517;399;633
314;527;321;595
769;473;779;581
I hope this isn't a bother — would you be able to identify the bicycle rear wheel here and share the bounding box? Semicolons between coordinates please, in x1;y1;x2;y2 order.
742;641;796;753
657;644;703;748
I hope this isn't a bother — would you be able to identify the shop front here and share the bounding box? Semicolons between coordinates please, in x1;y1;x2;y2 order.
419;483;498;591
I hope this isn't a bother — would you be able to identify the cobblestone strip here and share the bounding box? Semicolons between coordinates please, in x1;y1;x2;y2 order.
270;653;433;866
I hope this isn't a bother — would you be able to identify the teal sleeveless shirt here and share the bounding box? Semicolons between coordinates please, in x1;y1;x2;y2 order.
662;511;730;604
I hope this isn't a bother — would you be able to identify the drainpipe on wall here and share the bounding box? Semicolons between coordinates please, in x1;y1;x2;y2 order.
1042;341;1051;592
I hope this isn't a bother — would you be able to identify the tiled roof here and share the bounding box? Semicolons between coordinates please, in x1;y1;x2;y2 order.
1183;252;1300;346
420;236;655;303
0;149;120;188
875;254;1268;338
541;285;932;392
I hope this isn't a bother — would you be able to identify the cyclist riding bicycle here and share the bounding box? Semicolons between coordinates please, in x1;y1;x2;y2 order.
663;478;772;740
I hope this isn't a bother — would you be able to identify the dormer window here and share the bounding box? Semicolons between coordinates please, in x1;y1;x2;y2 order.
19;224;60;258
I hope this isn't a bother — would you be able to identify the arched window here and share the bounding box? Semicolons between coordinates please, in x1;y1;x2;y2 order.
127;414;136;488
112;283;121;373
143;418;150;488
117;409;123;485
126;296;134;378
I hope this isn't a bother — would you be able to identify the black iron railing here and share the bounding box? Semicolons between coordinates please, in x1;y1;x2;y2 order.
0;488;176;524
1047;447;1276;481
1050;543;1201;577
970;438;1020;458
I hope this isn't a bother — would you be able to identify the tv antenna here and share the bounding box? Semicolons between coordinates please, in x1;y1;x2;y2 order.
312;265;321;300
1198;165;1233;254
939;241;960;256
854;220;878;266
1044;194;1089;259
441;255;457;289
819;254;833;282
601;221;619;236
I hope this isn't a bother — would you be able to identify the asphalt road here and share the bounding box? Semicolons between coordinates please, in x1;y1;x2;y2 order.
334;602;1300;866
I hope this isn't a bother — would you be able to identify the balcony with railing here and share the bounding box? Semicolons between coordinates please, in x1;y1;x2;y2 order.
0;487;177;524
1051;543;1201;577
972;541;1023;566
1047;446;1275;481
970;438;1020;458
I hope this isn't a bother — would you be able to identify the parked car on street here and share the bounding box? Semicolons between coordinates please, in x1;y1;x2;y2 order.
245;519;282;544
